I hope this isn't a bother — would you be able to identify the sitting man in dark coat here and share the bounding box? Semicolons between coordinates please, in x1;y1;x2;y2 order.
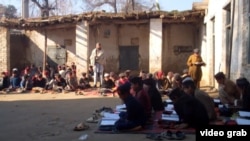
236;77;250;111
130;76;152;119
143;78;164;112
168;88;209;129
182;77;217;121
114;82;147;131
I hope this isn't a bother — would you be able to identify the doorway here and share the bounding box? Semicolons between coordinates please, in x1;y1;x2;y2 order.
119;46;139;71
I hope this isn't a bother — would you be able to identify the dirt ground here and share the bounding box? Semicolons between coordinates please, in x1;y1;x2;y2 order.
0;90;212;141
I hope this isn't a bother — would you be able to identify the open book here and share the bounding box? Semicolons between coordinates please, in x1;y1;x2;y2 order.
102;112;120;120
100;119;118;126
238;111;250;118
236;118;250;125
164;104;174;111
99;112;120;126
165;99;172;103
115;104;126;112
162;113;179;121
213;99;221;103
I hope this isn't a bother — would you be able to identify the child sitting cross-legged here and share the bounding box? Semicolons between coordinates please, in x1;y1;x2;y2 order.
98;73;115;96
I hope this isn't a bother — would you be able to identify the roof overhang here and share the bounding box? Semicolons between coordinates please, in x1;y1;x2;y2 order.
0;10;205;30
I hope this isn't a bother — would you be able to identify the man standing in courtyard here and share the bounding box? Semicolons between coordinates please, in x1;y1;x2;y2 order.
186;48;206;88
90;42;106;88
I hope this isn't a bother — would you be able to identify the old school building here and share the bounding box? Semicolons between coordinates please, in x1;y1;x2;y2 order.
0;8;205;81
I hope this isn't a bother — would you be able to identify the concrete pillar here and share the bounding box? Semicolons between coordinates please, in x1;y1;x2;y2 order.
0;27;10;73
149;18;163;73
22;0;29;18
75;21;89;77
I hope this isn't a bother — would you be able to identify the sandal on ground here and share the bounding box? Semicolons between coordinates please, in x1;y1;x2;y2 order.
73;122;89;131
161;130;175;140
86;115;99;123
76;91;85;95
146;133;163;141
79;92;85;95
95;107;113;114
175;131;186;140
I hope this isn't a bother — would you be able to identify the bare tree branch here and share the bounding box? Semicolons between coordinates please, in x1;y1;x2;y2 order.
82;0;154;13
27;0;156;17
82;0;117;13
31;0;56;18
131;0;135;10
31;0;43;9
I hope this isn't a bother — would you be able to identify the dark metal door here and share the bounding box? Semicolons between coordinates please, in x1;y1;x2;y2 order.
119;46;139;71
47;46;66;68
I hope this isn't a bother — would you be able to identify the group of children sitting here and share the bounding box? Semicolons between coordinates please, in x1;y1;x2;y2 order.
0;63;86;94
94;69;184;97
0;59;189;96
0;63;151;95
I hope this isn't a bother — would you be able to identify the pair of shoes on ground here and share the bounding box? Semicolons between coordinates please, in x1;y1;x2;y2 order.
95;106;113;113
50;89;62;94
63;90;70;94
5;89;10;93
94;107;114;114
86;107;114;123
93;109;113;117
73;122;89;131
86;114;99;123
40;90;46;94
161;130;186;140
146;130;185;140
75;90;85;95
16;89;24;93
100;92;107;96
93;107;113;117
146;133;164;141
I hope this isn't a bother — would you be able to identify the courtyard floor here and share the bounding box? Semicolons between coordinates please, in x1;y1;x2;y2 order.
0;87;218;141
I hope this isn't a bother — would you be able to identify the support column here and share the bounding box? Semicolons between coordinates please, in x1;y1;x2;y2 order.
0;27;10;73
22;0;29;18
75;21;89;77
149;19;163;73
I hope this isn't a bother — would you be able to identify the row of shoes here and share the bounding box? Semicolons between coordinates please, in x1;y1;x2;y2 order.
74;106;115;131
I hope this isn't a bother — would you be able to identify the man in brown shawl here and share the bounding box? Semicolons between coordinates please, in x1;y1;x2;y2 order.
186;48;206;88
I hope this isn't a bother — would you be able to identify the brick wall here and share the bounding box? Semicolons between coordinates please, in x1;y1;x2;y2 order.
0;27;10;73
